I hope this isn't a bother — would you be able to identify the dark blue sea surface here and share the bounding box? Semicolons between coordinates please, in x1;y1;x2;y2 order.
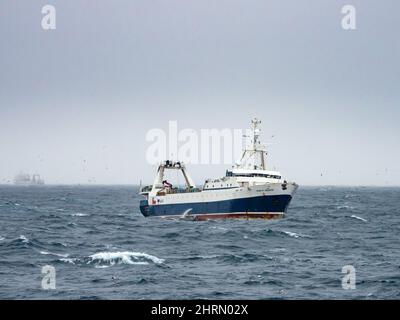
0;186;399;299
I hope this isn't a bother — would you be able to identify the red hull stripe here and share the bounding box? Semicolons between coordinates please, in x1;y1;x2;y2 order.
193;213;284;221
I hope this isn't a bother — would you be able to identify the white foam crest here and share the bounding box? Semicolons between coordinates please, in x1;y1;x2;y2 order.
282;231;311;238
40;250;69;258
350;215;368;222
95;265;111;269
210;226;228;231
71;213;89;217
337;205;355;210
88;251;164;266
0;236;5;241
19;235;29;243
59;258;78;264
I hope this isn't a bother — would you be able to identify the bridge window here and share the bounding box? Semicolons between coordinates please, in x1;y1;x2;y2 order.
232;173;281;179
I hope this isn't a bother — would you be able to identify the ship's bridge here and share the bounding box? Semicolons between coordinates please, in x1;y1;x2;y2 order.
227;168;282;182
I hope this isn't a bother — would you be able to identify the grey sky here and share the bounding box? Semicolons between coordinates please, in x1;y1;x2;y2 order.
0;0;399;185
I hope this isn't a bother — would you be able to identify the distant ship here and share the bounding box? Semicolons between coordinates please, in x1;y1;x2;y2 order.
139;118;298;220
13;173;45;186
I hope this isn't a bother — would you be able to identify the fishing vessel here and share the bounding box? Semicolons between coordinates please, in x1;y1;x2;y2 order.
13;173;45;186
139;118;298;220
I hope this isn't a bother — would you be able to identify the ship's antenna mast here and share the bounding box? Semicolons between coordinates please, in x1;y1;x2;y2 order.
238;118;266;170
251;117;265;170
251;118;260;150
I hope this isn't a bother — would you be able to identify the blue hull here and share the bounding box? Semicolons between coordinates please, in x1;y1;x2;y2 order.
140;194;292;219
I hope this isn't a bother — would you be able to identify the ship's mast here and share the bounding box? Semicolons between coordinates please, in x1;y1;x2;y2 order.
238;118;267;170
252;118;266;170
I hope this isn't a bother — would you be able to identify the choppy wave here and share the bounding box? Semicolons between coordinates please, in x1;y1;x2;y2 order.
270;248;287;253
1;185;399;299
337;205;355;210
210;226;228;231
71;213;89;217
281;231;311;238
184;254;220;261
87;251;165;266
39;250;69;258
59;258;78;265
350;215;368;222
18;235;29;243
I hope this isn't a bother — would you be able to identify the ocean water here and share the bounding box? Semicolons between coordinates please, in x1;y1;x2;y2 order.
0;185;399;299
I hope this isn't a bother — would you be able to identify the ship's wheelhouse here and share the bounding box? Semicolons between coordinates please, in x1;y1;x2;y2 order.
226;169;283;186
226;170;281;180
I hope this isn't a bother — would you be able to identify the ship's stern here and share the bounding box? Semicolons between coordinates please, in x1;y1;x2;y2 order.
139;199;150;217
